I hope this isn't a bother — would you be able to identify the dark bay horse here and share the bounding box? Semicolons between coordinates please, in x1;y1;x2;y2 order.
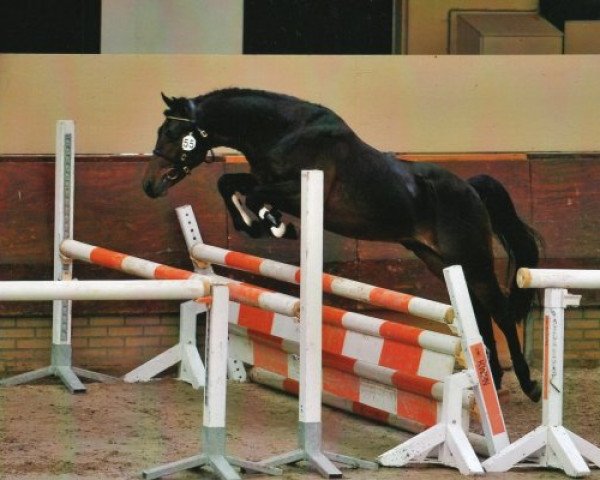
143;88;541;402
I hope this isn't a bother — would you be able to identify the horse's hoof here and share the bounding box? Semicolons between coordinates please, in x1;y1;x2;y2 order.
526;381;542;402
270;223;287;238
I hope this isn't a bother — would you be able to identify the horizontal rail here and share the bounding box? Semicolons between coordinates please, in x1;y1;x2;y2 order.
517;268;600;289
190;243;454;324
321;305;460;356
60;239;299;317
231;326;470;407
61;240;459;352
0;280;209;301
222;153;528;164
397;153;527;162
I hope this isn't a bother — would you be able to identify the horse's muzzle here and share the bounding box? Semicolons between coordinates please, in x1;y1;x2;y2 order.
142;178;163;198
142;155;173;198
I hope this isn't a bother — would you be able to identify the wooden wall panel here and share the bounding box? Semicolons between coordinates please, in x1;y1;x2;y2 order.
531;156;600;260
2;154;599;314
0;158;228;314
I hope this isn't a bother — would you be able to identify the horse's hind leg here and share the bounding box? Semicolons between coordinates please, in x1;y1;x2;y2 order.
468;276;540;402
421;178;540;401
494;304;541;401
471;297;504;389
405;242;506;391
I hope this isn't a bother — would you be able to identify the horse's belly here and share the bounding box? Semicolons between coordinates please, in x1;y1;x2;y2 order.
322;181;417;241
323;211;413;242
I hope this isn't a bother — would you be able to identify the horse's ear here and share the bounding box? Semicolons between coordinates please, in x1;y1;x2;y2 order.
161;92;174;107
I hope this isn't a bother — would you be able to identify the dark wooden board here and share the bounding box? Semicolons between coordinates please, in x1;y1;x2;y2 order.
2;154;599;314
531;156;600;260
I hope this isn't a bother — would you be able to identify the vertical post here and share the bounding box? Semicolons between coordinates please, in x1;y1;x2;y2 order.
203;285;229;435
246;171;377;476
542;288;566;428
482;284;600;476
53;120;75;350
443;265;509;456
143;284;283;479
1;121;116;391
299;169;324;426
176;204;246;382
50;120;90;392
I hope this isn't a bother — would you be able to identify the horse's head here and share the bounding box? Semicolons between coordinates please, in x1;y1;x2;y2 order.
142;93;212;198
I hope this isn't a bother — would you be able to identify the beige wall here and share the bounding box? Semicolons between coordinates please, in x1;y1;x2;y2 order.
1;54;599;154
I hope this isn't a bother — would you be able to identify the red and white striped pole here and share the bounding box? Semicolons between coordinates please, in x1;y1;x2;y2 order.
190;243;453;324
60;239;299;318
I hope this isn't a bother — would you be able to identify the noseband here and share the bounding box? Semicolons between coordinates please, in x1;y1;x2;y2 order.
153;100;214;181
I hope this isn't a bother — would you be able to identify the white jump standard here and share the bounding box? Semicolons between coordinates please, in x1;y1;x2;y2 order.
259;171;378;477
1;121;114;393
176;204;247;384
142;285;283;480
483;268;600;477
378;265;509;475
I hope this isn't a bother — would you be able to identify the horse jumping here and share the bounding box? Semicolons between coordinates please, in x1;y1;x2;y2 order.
142;87;542;402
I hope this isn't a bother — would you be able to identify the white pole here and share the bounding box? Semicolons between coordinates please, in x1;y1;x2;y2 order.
203;284;230;429
443;265;510;455
244;172;377;474
299;170;324;424
517;268;600;289
542;288;568;427
0;280;210;301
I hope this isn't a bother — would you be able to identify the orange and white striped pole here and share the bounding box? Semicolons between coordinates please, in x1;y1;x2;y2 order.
190;243;454;324
60;239;299;318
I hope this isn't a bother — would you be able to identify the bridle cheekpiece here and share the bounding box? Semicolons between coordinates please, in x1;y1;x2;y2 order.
153;100;213;181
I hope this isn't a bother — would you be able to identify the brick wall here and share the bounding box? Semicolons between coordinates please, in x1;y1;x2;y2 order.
2;306;598;377
530;306;600;367
0;313;205;377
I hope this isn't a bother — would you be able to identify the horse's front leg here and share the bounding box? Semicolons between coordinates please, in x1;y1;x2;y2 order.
217;173;264;238
244;180;300;239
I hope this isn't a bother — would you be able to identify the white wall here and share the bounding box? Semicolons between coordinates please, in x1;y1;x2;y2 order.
101;0;243;53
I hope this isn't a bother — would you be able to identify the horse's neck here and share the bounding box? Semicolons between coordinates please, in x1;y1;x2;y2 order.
203;94;286;157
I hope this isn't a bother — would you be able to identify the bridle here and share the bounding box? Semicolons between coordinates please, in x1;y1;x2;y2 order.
152;100;214;181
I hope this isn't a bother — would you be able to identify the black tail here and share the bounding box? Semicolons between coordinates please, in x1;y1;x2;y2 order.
468;174;542;323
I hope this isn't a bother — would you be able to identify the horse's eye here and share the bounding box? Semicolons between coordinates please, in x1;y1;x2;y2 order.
164;123;182;141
